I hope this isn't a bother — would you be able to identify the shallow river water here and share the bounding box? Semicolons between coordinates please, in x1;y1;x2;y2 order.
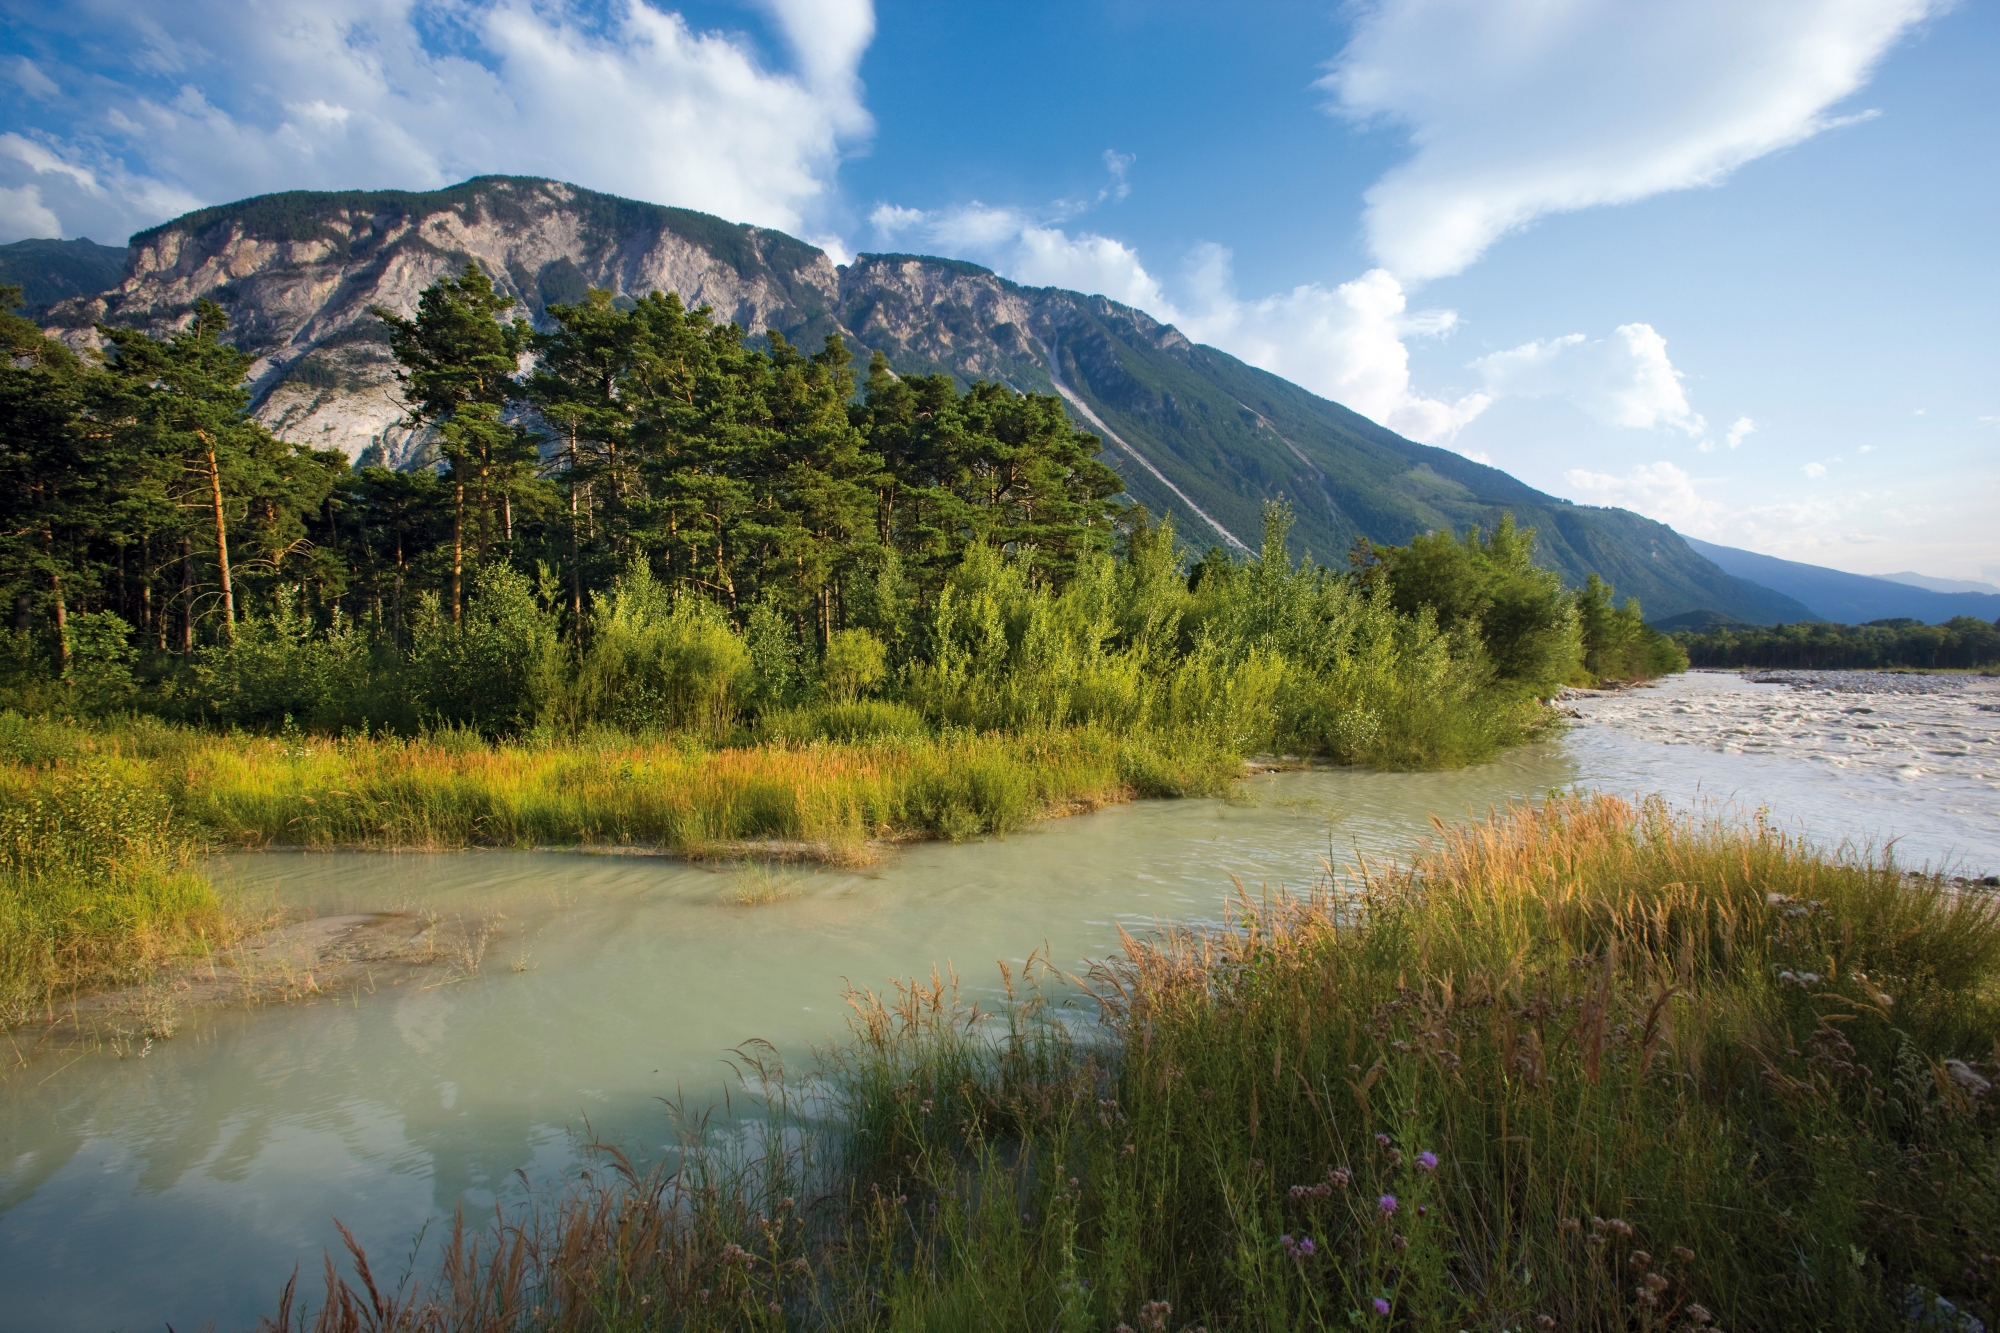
3;670;1996;1331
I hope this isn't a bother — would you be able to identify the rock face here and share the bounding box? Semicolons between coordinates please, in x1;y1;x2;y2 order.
47;178;842;466
41;176;1814;624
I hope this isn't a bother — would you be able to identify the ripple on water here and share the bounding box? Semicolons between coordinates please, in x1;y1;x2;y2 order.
1563;668;2000;872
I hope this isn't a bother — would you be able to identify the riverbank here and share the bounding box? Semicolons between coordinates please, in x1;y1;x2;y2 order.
265;794;2000;1332
0;714;1245;1022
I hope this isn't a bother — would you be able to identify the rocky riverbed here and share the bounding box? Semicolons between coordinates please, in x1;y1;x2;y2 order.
1561;668;1999;875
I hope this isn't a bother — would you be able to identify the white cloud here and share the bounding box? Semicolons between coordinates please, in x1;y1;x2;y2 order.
1726;416;1756;449
872;201;1169;309
1176;258;1490;444
1473;323;1703;434
0;184;63;238
0;133;104;194
872;202;1493;446
1803;461;1828;478
1322;0;1945;280
1565;461;1723;534
1561;459;1896;555
12;58;60;100
0;0;876;243
1100;150;1134;202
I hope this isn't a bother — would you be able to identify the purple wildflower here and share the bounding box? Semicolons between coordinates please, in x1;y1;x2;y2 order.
1379;1194;1399;1215
1375;1132;1392;1147
1416;1150;1438;1172
1298;1237;1315;1256
1374;1297;1392;1315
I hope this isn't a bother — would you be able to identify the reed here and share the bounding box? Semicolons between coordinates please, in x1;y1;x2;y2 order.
259;796;2000;1331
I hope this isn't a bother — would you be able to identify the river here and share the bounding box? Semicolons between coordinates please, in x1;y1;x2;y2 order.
2;669;1995;1331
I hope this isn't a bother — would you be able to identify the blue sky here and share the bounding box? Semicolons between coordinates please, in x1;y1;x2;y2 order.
2;0;1995;582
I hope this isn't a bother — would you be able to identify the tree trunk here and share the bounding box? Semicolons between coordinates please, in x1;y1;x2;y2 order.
180;539;194;657
50;574;69;674
203;439;237;642
142;534;158;647
42;524;68;672
393;531;406;652
568;432;583;640
452;478;465;623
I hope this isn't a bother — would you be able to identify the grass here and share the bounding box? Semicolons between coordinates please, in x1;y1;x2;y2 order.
0;710;1241;1018
0;712;1240;855
258;795;2000;1332
0;760;227;1025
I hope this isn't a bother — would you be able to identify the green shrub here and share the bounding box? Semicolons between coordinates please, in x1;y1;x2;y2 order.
576;561;749;739
407;564;568;734
822;627;887;703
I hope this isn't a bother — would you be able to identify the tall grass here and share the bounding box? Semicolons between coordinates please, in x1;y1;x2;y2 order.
0;761;223;1021
0;713;1241;856
259;796;2000;1331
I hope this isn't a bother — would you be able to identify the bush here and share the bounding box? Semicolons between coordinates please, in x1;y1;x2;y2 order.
822;627;887;703
576;561;749;739
192;592;376;729
407;564;567;734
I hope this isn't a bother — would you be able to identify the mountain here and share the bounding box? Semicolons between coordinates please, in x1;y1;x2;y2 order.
1873;570;2000;597
37;176;1812;624
0;237;126;316
1685;539;2000;625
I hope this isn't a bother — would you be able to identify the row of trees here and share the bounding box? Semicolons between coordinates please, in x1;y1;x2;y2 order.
2;266;1671;756
1676;617;2000;670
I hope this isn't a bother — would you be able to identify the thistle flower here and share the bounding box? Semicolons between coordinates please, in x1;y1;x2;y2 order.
1415;1150;1438;1172
1375;1133;1391;1147
1379;1194;1399;1215
1373;1297;1391;1315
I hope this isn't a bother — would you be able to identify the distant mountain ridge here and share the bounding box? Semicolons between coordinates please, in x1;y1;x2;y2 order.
1873;570;2000;597
1686;539;2000;626
0;237;125;316
23;176;1811;624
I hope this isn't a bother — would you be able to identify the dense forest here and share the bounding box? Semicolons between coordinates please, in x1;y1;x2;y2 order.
1;264;1679;764
1676;616;2000;671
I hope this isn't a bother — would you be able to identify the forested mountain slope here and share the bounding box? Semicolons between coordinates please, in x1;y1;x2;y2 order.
0;237;126;316
33;176;1808;623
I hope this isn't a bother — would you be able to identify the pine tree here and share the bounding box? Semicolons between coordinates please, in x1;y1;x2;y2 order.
374;262;527;621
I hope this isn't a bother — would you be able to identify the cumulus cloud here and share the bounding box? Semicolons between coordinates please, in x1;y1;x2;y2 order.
1565;461;1725;534
1726;416;1757;449
1322;0;1945;280
0;0;875;243
872;203;1491;446
1803;461;1828;478
1563;458;1916;557
872;199;1170;311
0;184;62;238
1473;324;1704;435
1173;255;1491;444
